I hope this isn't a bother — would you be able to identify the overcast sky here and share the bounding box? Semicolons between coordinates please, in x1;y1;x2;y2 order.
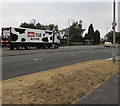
0;1;119;38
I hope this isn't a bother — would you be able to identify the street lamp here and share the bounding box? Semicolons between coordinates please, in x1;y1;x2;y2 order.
68;19;75;45
112;0;117;62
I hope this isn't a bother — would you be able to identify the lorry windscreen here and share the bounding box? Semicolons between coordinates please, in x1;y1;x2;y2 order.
2;28;11;41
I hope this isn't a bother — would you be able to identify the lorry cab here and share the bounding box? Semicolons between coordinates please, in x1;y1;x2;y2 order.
1;27;11;47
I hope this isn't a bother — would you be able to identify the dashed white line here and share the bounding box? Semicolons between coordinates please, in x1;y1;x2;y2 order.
91;52;95;54
33;59;39;61
70;54;76;56
39;58;43;60
33;58;43;61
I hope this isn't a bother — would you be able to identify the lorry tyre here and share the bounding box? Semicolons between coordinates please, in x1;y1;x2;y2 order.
42;44;47;49
16;45;22;50
37;46;40;49
10;46;14;50
24;45;30;50
55;44;59;49
48;44;51;49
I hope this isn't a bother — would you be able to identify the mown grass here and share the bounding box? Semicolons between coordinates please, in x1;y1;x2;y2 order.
2;60;119;104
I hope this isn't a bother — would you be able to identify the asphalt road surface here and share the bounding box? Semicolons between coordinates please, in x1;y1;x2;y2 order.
1;45;110;57
2;46;119;80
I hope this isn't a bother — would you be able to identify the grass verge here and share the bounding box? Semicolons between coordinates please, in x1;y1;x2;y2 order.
2;60;119;104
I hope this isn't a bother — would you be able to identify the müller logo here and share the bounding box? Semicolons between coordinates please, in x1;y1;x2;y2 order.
28;32;34;37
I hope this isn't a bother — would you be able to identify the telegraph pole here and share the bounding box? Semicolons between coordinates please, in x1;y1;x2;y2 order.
68;19;75;46
68;20;70;46
112;0;117;62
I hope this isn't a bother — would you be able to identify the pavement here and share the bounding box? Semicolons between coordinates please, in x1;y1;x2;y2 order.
76;71;120;104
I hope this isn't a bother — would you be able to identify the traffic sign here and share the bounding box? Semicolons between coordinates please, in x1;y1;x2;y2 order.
112;22;117;28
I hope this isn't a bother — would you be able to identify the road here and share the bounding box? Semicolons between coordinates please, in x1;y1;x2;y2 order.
2;46;119;80
1;45;110;57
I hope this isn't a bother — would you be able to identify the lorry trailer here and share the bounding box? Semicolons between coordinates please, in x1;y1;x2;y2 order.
1;27;60;50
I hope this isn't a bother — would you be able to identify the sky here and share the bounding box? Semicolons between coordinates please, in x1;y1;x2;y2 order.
0;0;119;38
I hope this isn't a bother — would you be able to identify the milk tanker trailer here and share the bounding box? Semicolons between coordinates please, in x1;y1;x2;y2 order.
1;27;60;50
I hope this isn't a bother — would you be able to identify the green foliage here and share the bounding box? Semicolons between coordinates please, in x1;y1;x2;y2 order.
93;30;101;45
84;33;88;40
60;39;68;44
20;22;59;32
84;24;101;45
116;32;120;44
105;31;120;44
69;20;85;42
87;24;95;41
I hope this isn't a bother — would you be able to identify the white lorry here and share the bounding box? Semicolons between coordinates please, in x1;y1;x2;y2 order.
1;27;60;50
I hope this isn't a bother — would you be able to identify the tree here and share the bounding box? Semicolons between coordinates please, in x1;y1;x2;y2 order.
87;24;95;42
116;32;120;44
36;23;42;29
29;23;36;29
84;24;101;45
20;22;30;28
93;30;101;45
20;21;59;32
69;20;85;42
84;33;88;40
20;22;36;29
105;31;120;44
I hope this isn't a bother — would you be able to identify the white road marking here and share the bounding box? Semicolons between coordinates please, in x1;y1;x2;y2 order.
91;52;95;54
33;59;39;61
70;54;76;56
33;58;43;61
39;58;43;60
106;58;112;60
106;56;120;61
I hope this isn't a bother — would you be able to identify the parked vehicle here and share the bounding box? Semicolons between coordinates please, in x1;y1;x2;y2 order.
104;42;113;47
1;27;60;50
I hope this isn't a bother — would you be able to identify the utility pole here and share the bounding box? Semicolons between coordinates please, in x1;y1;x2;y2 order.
68;19;75;46
112;0;117;62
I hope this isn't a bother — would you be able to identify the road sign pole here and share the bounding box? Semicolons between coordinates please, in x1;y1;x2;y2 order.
112;0;116;62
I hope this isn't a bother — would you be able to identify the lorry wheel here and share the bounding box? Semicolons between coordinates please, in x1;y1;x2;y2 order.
2;45;5;47
42;45;47;49
48;46;51;49
10;46;14;50
37;46;40;49
48;44;52;49
55;44;59;49
16;45;22;50
24;45;30;50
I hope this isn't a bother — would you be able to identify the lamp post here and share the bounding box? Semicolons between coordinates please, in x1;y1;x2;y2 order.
112;0;117;62
68;19;75;46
